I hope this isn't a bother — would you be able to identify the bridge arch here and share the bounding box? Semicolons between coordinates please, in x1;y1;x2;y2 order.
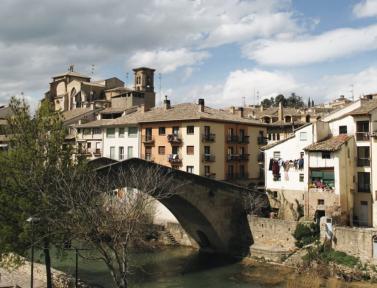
94;158;269;256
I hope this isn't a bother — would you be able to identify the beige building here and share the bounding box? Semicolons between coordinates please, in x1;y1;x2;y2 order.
231;102;331;143
45;65;156;114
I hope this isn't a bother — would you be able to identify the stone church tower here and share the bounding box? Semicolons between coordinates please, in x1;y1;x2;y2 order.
133;67;156;109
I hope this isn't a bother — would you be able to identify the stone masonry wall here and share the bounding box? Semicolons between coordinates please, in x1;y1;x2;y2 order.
166;222;198;248
248;216;297;250
332;226;377;263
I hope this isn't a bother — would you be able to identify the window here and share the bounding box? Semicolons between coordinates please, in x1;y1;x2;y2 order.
83;128;91;135
358;172;370;193
119;128;125;138
158;146;165;155
93;128;101;135
318;199;325;205
128;127;138;137
107;128;115;138
204;165;210;175
110;146;115;159
204;126;210;135
158;127;166;135
172;126;179;135
186;166;194;173
357;147;370;167
119;146;124;160
277;133;280;140
127;146;133;158
187;126;194;134
227;165;234;177
172;146;179;154
299;174;304;182
186;146;194;155
322;151;331;159
204;146;210;154
240;165;245;177
356;121;370;141
300;132;308;141
228;128;234;136
87;142;91;149
273;151;281;159
339;126;347;134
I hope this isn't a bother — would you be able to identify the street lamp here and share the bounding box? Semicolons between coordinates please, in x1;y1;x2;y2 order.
26;216;40;288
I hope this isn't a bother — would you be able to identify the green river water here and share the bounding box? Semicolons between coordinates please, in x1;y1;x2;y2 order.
36;246;375;288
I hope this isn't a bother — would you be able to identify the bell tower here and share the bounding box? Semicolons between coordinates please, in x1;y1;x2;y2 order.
133;67;156;109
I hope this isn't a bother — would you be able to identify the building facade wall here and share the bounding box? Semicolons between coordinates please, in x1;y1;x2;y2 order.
103;126;140;160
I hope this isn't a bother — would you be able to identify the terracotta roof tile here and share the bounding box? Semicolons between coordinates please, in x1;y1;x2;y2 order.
304;134;352;152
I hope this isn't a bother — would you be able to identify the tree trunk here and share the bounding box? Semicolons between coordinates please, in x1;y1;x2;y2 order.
43;238;53;288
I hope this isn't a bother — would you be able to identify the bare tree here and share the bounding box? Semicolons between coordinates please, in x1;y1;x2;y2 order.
52;163;184;288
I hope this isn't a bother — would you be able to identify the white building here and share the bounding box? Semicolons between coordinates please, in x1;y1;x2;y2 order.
263;121;355;224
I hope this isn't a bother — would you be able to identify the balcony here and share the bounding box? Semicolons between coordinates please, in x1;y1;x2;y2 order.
142;135;155;145
356;132;370;142
257;137;268;145
226;173;237;180
238;172;249;179
141;153;154;162
239;154;250;161
238;136;250;144
204;172;216;179
202;133;216;142
168;154;182;165
227;135;239;143
357;158;370;167
227;154;239;161
202;154;216;162
167;134;182;145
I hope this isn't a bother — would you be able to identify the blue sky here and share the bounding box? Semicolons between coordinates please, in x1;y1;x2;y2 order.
2;0;377;108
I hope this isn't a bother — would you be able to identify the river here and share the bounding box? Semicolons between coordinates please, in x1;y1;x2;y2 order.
48;246;375;288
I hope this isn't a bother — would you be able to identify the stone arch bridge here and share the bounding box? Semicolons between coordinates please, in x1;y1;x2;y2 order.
93;158;269;257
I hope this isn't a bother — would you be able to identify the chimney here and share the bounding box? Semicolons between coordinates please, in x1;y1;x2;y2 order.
229;106;235;114
138;104;147;113
163;95;171;110
278;101;283;121
238;107;244;118
198;98;205;112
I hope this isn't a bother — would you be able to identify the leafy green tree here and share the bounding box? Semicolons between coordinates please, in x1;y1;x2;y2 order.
0;97;75;287
261;97;274;108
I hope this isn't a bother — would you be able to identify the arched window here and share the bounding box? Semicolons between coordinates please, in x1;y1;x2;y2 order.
285;115;292;123
70;88;77;109
263;116;271;123
306;115;311;123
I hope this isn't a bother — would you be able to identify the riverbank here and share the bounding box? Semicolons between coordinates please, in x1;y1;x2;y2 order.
241;257;377;288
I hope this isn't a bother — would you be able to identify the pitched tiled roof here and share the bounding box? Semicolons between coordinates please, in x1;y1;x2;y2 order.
62;108;100;122
304;134;352;152
348;99;377;116
0;106;12;119
52;71;91;79
103;103;265;126
75;119;113;128
105;87;133;92
82;82;105;88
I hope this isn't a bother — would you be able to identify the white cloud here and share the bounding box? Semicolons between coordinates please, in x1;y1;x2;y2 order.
0;0;303;103
353;0;377;18
175;67;377;108
127;49;209;73
243;24;377;66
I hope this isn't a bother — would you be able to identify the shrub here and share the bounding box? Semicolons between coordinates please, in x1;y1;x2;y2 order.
293;223;319;248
